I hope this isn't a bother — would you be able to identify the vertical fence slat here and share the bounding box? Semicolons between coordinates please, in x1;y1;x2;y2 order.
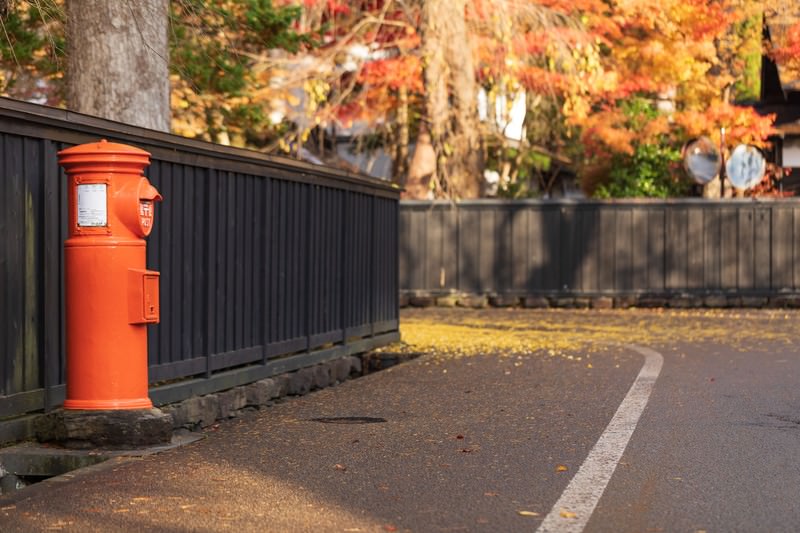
43;139;62;409
687;208;704;290
511;208;529;293
442;207;458;292
478;209;495;292
527;207;544;291
738;207;755;290
579;207;599;293
615;209;633;292
720;209;738;289
193;167;207;358
176;164;187;361
598;209;615;292
560;206;580;291
398;209;411;291
6;134;25;395
666;208;688;290
426;208;443;291
703;207;722;290
646;209;665;291
543;207;561;291
206;169;218;375
495;208;512;293
631;209;648;291
408;208;425;291
755;208;771;289
772;207;792;290
459;209;479;292
1;135;11;395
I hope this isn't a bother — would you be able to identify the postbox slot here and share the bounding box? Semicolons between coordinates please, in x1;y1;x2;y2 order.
128;269;160;324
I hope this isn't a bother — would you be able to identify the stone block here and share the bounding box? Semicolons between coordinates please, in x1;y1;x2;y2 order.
273;374;291;397
591;297;614;309
218;388;247;419
409;296;435;308
349;356;363;376
332;357;352;383
312;364;331;390
35;408;173;449
436;295;459;307
668;296;702;309
770;295;800;308
740;296;767;308
489;295;520;308
458;294;488;308
703;295;729;308
613;296;636;309
522;296;549;308
288;368;314;396
551;297;575;308
573;298;591;309
637;296;667;308
245;378;280;407
163;395;219;429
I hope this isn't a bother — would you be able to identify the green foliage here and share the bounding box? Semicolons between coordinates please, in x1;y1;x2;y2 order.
594;97;687;198
169;0;322;143
242;0;319;53
171;25;247;94
0;10;43;64
0;2;65;94
170;0;317;95
733;13;762;102
595;143;686;198
491;146;556;198
619;96;659;130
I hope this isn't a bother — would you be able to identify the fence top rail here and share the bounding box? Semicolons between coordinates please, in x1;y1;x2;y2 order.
401;197;800;207
0;97;399;198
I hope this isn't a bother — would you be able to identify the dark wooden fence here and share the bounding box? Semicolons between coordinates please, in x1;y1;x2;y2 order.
0;98;399;442
400;200;800;298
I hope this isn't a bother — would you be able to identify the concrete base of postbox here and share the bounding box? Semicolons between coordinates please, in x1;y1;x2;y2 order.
34;408;173;450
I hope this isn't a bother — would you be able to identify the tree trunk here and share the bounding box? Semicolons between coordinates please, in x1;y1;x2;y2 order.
66;0;170;132
421;0;483;198
405;127;436;199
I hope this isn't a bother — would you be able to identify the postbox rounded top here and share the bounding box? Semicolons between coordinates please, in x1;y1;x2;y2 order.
58;139;151;174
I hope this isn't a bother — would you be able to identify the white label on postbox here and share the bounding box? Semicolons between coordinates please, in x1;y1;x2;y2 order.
77;184;108;227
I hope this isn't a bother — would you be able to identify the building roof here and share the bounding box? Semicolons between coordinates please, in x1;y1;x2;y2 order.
766;3;800;92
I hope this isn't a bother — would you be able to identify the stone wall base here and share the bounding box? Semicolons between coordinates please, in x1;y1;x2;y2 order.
400;292;800;310
35;409;173;450
160;355;365;432
26;354;376;448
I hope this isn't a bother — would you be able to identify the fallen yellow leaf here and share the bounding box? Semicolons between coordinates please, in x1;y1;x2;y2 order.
560;509;577;519
518;511;540;517
556;465;569;472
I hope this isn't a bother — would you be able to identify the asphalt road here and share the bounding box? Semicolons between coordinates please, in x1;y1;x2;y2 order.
588;340;800;532
2;310;800;532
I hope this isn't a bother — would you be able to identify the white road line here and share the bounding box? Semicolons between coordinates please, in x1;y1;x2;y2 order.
536;344;663;533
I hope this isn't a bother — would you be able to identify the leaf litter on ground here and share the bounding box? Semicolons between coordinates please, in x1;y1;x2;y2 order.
389;308;800;362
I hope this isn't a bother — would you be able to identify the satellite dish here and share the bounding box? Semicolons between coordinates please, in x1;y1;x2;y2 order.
683;137;721;185
726;144;766;190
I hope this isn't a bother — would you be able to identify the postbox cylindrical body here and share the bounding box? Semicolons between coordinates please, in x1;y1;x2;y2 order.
58;140;162;410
